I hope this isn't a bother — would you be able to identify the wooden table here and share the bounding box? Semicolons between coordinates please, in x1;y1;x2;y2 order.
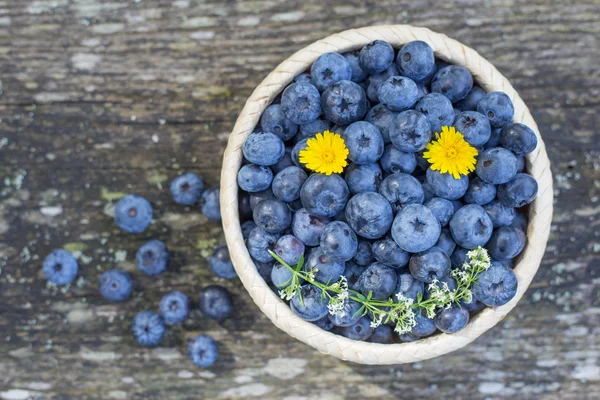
1;1;598;399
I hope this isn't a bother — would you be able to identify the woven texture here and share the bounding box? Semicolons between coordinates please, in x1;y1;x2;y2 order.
220;25;553;365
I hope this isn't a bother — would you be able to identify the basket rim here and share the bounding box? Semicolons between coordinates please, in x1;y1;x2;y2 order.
220;24;554;365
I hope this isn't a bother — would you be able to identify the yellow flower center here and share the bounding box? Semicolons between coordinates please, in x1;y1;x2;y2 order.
298;130;349;176
423;126;478;180
321;151;335;164
445;146;458;159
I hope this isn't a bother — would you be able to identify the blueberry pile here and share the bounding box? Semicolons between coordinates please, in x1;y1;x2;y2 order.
239;40;539;342
42;172;232;368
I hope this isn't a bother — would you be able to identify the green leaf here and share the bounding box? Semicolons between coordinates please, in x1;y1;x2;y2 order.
296;253;305;271
353;305;365;319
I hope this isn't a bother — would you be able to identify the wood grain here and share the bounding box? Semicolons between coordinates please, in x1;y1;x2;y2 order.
0;0;598;399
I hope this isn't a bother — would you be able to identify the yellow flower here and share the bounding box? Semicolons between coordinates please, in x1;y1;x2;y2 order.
299;130;349;176
423;126;478;179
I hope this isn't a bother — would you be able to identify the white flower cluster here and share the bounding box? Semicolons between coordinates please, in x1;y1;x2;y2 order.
327;276;349;317
466;247;491;272
427;279;455;309
452;268;470;284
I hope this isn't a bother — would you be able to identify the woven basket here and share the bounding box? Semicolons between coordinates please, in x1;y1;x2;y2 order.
220;25;553;365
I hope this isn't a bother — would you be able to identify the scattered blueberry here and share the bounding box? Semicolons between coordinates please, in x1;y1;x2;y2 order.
359;40;395;74
159;291;190;325
300;173;350;218
497;173;538;207
198;285;234;321
344;162;382;194
281;82;322;125
253;199;292;234
345;192;394;239
170;173;204;205
243;131;285;166
237;164;273;193
477;91;515;128
472;261;518;307
371;237;409;269
476;147;518;185
431;65;473;103
343;121;384;164
391;204;441;253
132;311;165;347
260;103;298;140
339;316;375;341
201;187;221;221
42;249;78;285
187;335;219;368
136;240;169;276
435;306;469;333
379;144;417;174
290;284;329;321
415;93;455;133
357;262;397;300
99;269;132;302
304;246;346;284
389;109;431;152
409;246;451;283
378;76;419;112
463;177;497;205
499;123;538;155
426;168;469;200
449;204;494;249
209;244;237;279
114;194;153;234
321;80;368;125
396;41;435;83
487;226;526;261
247;227;280;262
311;52;353;92
453;111;491;147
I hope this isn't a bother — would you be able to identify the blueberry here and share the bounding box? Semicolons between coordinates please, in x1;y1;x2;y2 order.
515;155;525;172
114;194;153;234
455;86;486;111
463;177;497;205
389;110;431;152
499;123;538;155
487;226;526;261
453;111;491;147
449;204;494;249
415;150;429;171
294;73;313;84
300;173;350;218
391;204;441;253
484;127;502;149
209;244;237;279
170;172;204;205
359;40;395;74
237;164;273;193
357;262;397;300
343;121;384;164
159;291;190;325
411;309;437;337
450;246;470;268
281;82;322;125
201;187;221;221
379;173;425;210
243;131;285;166
368;324;395;343
421;181;435;204
313;316;335;331
239;193;254;221
378;76;419;112
426;168;469;200
321;80;368;125
311;52;353;92
427;274;458;298
271;166;308;203
416;84;429;100
435;228;457;257
344;51;368;82
477;91;514;128
344;162;383;195
344;260;366;291
246;227;280;262
399;332;420;342
271;262;297;288
249;189;276;210
431;65;473;103
260;104;298;141
476;147;518;185
136;240;169;276
291;208;330;246
290;284;329;321
42;249;78;285
425;197;455;226
291;138;309;169
187;335;219;368
396;41;435;83
472;261;518;306
198;285;234;321
367;63;400;103
274;234;305;266
371;237;410;269
319;221;358;262
354;240;374;266
99;269;132;302
365;104;396;143
497;173;538;207
484;199;516;227
304;246;346;284
380;144;417;174
298;118;331;141
409;246;451;283
328;299;363;327
339;316;374;341
253;199;292;233
462;298;486;313
132;311;165;347
395;272;425;301
435;306;469;333
345;192;394;240
415;93;455;133
510;212;528;232
451;199;464;213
